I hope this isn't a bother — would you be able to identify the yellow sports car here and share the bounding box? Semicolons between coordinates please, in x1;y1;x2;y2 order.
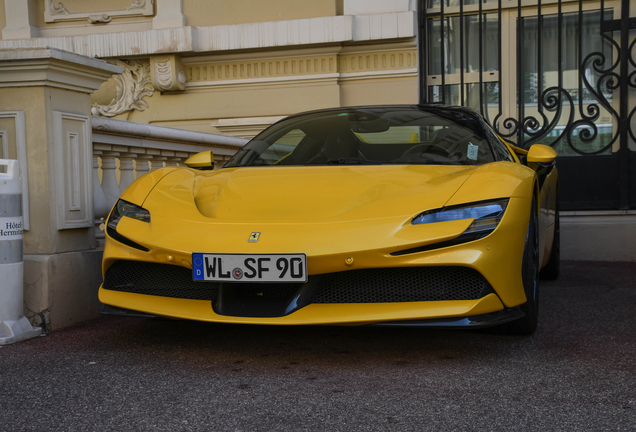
99;105;559;335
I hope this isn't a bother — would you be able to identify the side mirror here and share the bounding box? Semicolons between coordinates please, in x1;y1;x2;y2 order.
527;144;557;165
184;151;215;170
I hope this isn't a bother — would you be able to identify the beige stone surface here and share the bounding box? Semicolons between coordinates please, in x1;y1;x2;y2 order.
23;250;103;330
0;86;97;254
183;0;338;27
0;1;6;40
0;87;50;252
340;77;418;106
116;80;342;126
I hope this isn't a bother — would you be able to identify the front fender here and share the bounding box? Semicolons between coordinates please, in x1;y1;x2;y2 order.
444;162;536;206
119;167;180;207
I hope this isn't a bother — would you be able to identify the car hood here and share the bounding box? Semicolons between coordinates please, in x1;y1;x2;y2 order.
146;165;478;223
116;161;534;258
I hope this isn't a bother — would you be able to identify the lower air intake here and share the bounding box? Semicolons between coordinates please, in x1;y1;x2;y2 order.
103;260;491;304
103;260;219;301
312;266;491;303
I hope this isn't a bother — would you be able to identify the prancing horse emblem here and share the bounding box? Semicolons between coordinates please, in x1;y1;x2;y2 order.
248;232;260;242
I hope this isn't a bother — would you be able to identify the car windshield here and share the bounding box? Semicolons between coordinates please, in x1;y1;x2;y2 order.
224;106;496;168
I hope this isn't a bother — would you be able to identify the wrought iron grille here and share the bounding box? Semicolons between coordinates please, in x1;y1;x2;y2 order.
419;0;636;209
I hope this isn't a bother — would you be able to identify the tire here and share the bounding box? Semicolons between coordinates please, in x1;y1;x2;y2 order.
540;196;560;280
493;197;540;336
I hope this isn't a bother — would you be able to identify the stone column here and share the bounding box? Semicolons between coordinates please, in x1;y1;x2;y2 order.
165;156;183;167
118;153;137;192
99;152;121;211
92;151;110;219
150;155;168;171
134;154;153;178
0;47;121;330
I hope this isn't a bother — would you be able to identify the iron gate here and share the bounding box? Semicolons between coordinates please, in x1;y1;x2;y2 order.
418;0;636;209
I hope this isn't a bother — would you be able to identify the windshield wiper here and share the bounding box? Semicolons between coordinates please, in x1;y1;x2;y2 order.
325;158;383;165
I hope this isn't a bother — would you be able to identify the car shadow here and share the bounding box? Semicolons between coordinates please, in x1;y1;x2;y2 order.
95;315;532;373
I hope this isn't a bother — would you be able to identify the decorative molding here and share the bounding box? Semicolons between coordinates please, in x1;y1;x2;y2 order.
91;60;154;117
0;111;29;230
66;131;81;211
338;68;417;82
338;50;417;73
186;73;340;91
53;111;93;230
183;50;417;89
184;50;415;84
50;1;69;15
0;12;416;56
45;0;155;23
150;55;186;92
0;47;122;93
186;55;338;83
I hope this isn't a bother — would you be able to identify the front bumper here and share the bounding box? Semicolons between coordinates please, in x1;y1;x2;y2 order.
99;287;505;326
99;196;532;325
100;295;523;329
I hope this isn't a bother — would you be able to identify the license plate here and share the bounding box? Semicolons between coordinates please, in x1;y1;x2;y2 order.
192;253;307;283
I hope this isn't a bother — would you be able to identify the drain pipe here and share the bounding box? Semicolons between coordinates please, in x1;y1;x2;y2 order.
0;159;41;345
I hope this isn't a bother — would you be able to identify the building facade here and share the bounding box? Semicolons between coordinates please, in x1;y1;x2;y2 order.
1;0;420;159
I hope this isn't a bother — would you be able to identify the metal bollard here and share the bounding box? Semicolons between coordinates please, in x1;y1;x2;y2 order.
0;159;41;345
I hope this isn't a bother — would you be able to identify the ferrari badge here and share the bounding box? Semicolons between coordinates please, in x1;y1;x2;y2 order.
248;232;260;242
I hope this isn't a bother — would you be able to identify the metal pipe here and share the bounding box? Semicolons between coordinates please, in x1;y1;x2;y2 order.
440;0;446;103
618;0;630;208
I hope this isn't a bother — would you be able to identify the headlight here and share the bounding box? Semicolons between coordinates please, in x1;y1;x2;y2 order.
105;200;151;252
412;199;508;235
107;199;151;230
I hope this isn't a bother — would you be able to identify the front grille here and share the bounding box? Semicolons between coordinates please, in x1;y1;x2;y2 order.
103;260;219;301
313;266;490;303
103;260;491;305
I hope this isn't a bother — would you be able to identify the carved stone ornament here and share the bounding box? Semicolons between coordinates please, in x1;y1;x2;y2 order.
87;14;113;24
49;1;69;15
150;55;187;92
127;0;148;11
45;0;154;23
91;60;154;117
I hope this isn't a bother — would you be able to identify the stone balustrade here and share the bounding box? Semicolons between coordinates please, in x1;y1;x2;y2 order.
91;116;248;245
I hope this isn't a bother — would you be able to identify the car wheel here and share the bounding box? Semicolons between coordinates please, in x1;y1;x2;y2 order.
540;196;560;280
493;197;540;336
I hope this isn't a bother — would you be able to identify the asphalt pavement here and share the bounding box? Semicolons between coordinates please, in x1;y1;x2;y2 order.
1;261;635;431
